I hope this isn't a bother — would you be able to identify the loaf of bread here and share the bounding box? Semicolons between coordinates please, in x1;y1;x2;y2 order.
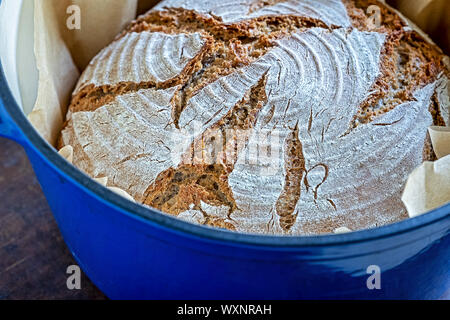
59;0;449;235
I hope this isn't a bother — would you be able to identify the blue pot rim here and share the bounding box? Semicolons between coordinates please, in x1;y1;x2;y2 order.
1;58;449;248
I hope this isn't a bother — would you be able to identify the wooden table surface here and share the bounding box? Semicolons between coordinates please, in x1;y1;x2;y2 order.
0;137;106;300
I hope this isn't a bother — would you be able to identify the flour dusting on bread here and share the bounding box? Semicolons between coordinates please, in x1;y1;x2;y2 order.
60;0;449;235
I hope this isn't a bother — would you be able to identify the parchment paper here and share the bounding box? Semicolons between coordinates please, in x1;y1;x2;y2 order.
28;0;450;220
429;126;450;159
402;155;450;217
28;0;80;144
29;0;156;144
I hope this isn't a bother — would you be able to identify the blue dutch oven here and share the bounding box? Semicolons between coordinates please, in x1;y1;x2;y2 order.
0;0;449;300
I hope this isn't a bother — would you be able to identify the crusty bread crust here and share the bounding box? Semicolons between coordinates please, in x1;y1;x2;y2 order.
60;0;449;235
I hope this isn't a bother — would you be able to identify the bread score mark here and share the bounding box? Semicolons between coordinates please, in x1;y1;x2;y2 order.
274;123;306;231
69;33;215;113
350;31;448;131
143;73;269;226
271;125;330;232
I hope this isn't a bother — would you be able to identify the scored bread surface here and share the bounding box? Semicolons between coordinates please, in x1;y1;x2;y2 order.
60;0;450;235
